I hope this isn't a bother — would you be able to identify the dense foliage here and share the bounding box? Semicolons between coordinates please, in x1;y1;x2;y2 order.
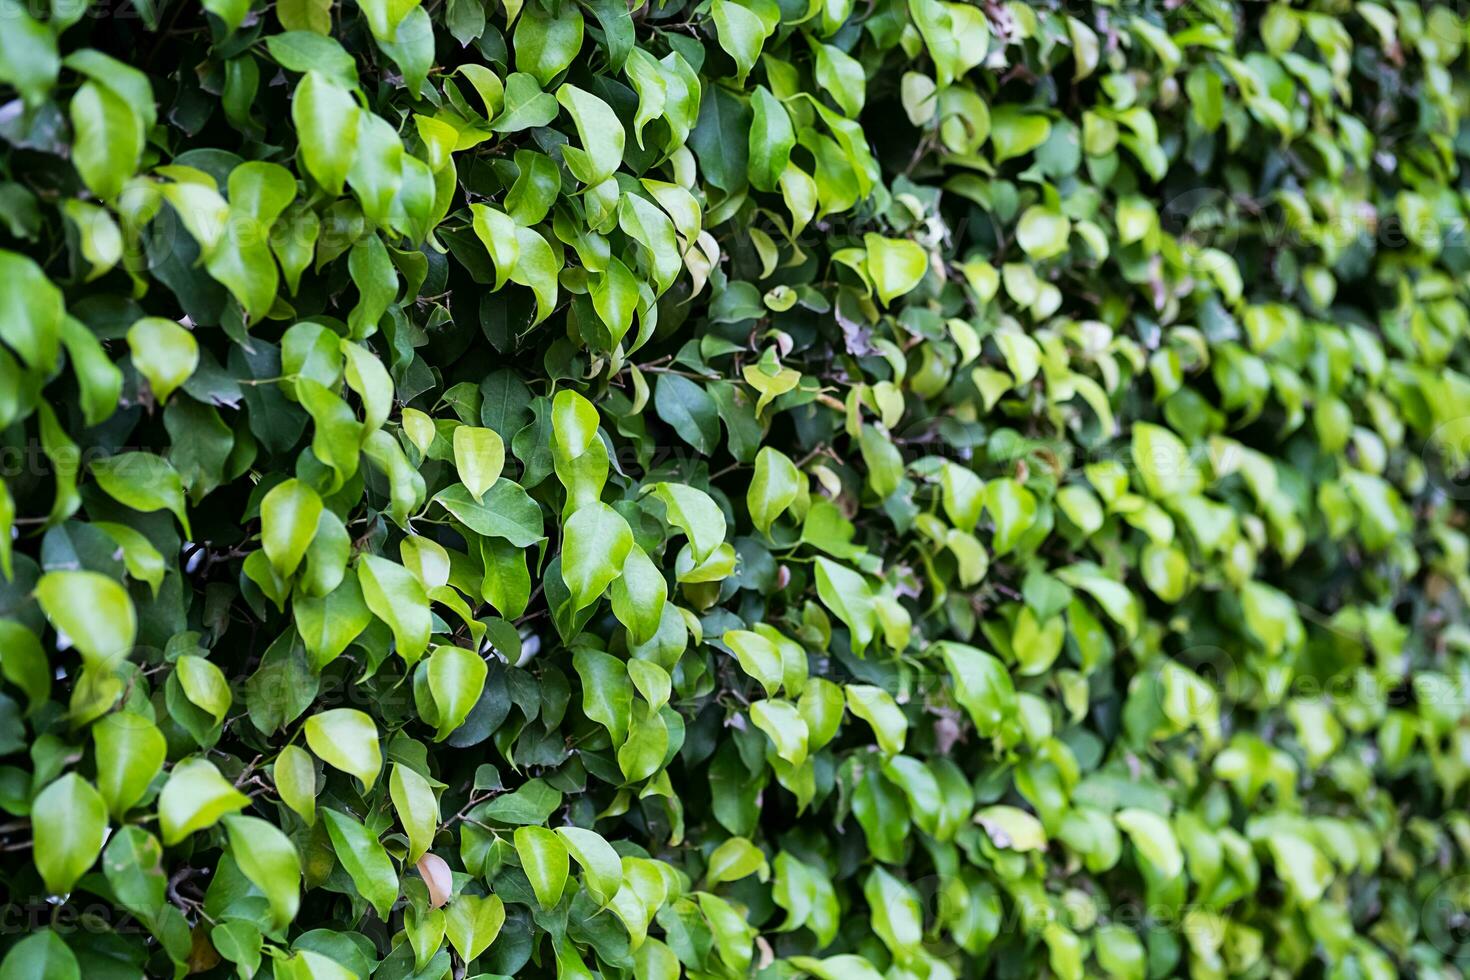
0;0;1468;976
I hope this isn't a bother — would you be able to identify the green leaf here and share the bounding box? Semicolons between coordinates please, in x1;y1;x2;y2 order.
274;744;318;826
844;684;907;756
304;708;383;791
514;825;570;909
711;0;775;84
32;774;108;894
492;72;560;133
358;555;432;664
202;0;249;32
0;0;60;108
321;807;400;919
158;758;249;845
651;483;726;564
0;619;49;712
514;3;583;86
435;480;545;547
446;426;505;505
295;569;374;670
70;81;143;201
389;763;440;862
557;826;623;905
574;649;633;746
126;317;198;406
445;893;505;962
224;815;302;930
748;447;800;537
358;0;422;41
555;84;625;186
176;655;233;724
705;836;770;887
750;699;808;766
292;71;360;195
478;778;562;825
35;570;137;669
0;249;64;372
813;558;877;653
936;642;1017;738
863;234;928;306
561;502;633;612
102;826;165;922
975;805;1047;852
90;451;191;536
424;644;487;740
1015;205;1071;260
989;107;1051;163
810;40;865;117
610;545;667;647
0;931;79;980
724;630;783;698
1114;808;1183;879
653;374;719;455
93;712;166;819
261;479;324;580
1131;422;1203;499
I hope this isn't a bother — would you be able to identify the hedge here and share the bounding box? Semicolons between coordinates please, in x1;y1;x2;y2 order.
0;0;1465;977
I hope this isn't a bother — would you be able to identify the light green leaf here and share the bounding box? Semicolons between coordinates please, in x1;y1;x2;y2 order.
261;479;323;581
1016;205;1071;260
1114;808;1183;879
93;712;165;820
126;317;198;405
748;446;800;537
515;825;569;909
0;249;64;372
711;0;775;84
445;892;506;963
224;815;302;930
32;774;108;895
90;451;191;536
158;758;250;846
975;804;1048;852
176;655;232;725
0;0;60;108
651;483;726;564
724;630;784;698
452;426;506;503
863;234;928;306
35;571;137;670
304;708;383;791
555;83;625;186
274;744;318;826
70;81;143;201
750;698;809;767
610;545;667;647
292;71;360;195
425;644;487;740
561;501;633;612
557;826;622;905
844;684;906;756
358;555;432;664
390;763;440;862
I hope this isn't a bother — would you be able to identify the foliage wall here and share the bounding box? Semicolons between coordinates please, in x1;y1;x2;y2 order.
0;0;1467;977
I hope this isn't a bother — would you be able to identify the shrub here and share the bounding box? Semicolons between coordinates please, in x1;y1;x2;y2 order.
0;0;1466;977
